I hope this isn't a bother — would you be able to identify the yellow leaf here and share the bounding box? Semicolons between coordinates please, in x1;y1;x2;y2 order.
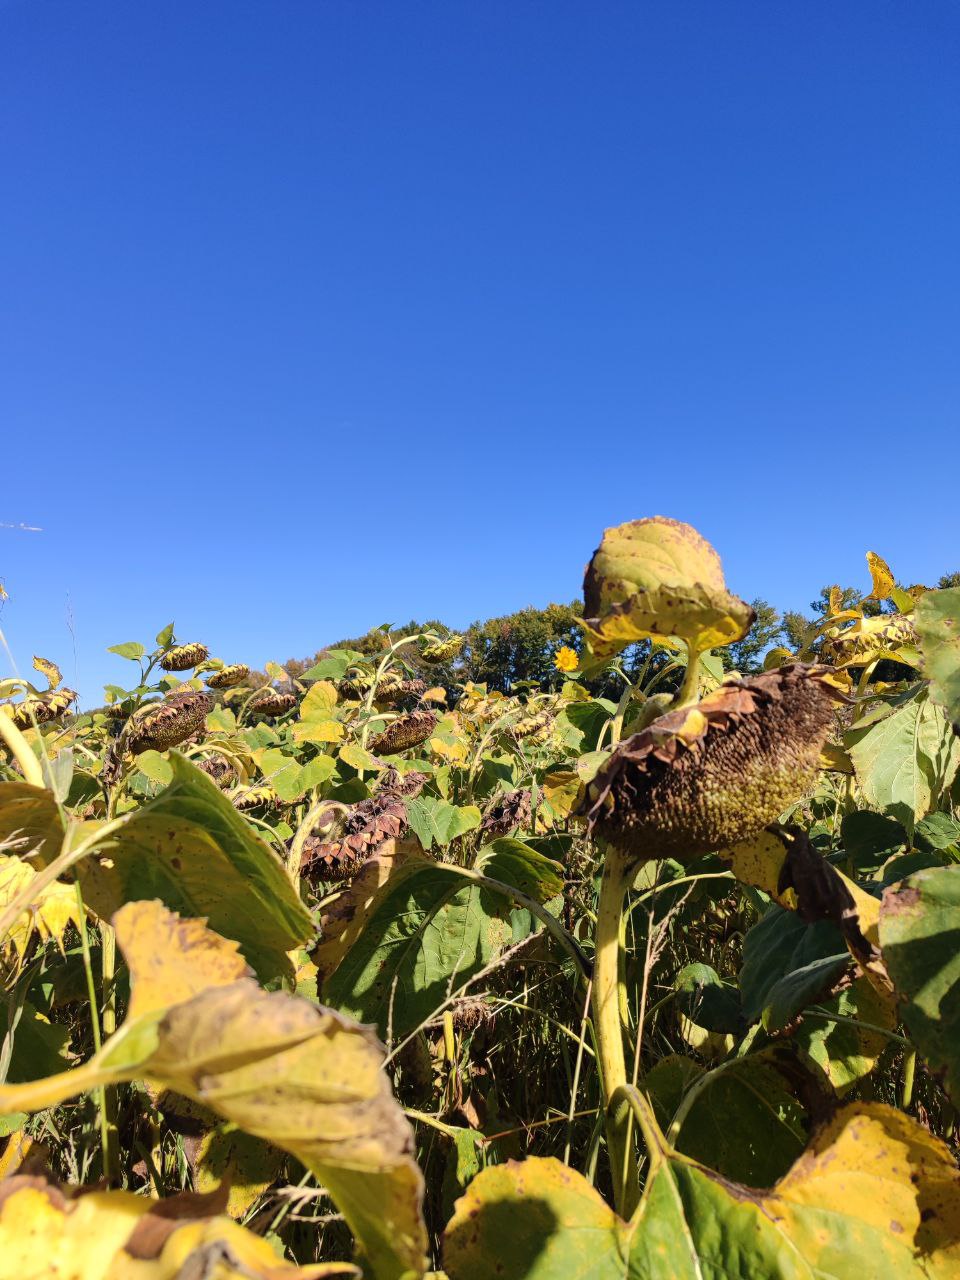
0;902;428;1280
300;681;338;719
422;686;447;703
541;768;583;819
195;1128;285;1221
0;1174;355;1279
828;585;844;616
0;855;85;967
32;656;62;691
338;742;380;772
291;718;344;744
580;517;755;667
866;550;895;601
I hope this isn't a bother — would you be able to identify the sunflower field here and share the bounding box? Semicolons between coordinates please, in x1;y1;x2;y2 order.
1;516;959;1278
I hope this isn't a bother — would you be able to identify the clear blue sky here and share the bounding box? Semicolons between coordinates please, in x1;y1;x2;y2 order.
2;2;958;703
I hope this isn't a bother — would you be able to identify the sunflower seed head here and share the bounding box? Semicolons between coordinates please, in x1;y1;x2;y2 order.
249;689;297;717
159;643;209;672
368;709;438;756
230;783;282;810
419;635;464;664
10;688;78;729
126;690;212;754
579;664;844;866
206;663;250;689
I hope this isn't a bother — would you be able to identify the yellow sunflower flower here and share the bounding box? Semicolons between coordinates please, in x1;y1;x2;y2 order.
554;646;579;673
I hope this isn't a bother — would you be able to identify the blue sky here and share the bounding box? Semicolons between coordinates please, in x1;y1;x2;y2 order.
2;2;958;703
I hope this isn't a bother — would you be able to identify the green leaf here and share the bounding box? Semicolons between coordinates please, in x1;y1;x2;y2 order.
78;753;312;980
443;1101;958;1279
475;838;563;904
915;587;960;727
300;650;365;681
256;747;304;802
135;750;174;785
914;812;960;853
300;754;336;791
880;866;960;1101
840;811;907;873
107;642;145;661
846;691;960;833
740;906;845;1024
4;1001;72;1083
674;963;743;1035
155;622;175;647
316;847;527;1040
405;797;481;851
555;700;616;752
645;1051;807;1185
792;975;897;1092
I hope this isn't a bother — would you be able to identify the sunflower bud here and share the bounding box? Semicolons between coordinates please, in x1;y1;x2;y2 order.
159;643;209;672
579;664;844;866
419;635;464;665
205;663;250;689
249;689;297;717
126;690;212;754
368;710;438;756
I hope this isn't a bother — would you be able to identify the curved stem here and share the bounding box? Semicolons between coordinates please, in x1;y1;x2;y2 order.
0;713;44;787
673;648;702;709
592;853;641;1217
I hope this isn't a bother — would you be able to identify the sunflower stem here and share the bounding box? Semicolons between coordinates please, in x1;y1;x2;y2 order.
593;853;641;1216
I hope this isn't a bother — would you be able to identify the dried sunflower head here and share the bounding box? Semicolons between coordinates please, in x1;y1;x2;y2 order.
513;711;553;741
249;689;297;717
126;690;212;754
8;688;78;729
419;635;464;665
481;788;532;838
368;710;438;756
195;753;237;785
159;643;209;672
206;663;250;689
579;664;844;867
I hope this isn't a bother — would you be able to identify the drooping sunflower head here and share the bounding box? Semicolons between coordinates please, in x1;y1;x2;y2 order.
579;664;845;866
368;710;438;757
7;688;78;729
159;643;209;672
419;635;465;665
249;689;297;718
206;663;250;689
126;690;213;754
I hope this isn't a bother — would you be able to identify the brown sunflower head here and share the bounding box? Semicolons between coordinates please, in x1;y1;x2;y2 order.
481;788;532;838
578;664;844;866
249;689;297;718
206;663;250;689
368;709;438;756
10;688;78;729
126;690;212;754
195;753;237;785
159;643;209;672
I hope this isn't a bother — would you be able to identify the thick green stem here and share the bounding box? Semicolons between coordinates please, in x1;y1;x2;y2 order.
901;1047;916;1110
593;854;641;1216
673;648;702;709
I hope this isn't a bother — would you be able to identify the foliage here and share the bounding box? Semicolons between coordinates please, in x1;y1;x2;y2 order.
1;532;959;1276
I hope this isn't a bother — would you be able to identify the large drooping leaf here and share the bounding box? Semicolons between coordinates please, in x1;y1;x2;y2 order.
880;866;960;1101
78;752;312;978
580;517;755;668
0;1173;357;1278
443;1100;960;1278
0;854;85;968
846;691;960;833
316;841;549;1040
0;782;66;865
740;905;848;1026
0;901;428;1280
644;1051;807;1185
915;587;960;729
